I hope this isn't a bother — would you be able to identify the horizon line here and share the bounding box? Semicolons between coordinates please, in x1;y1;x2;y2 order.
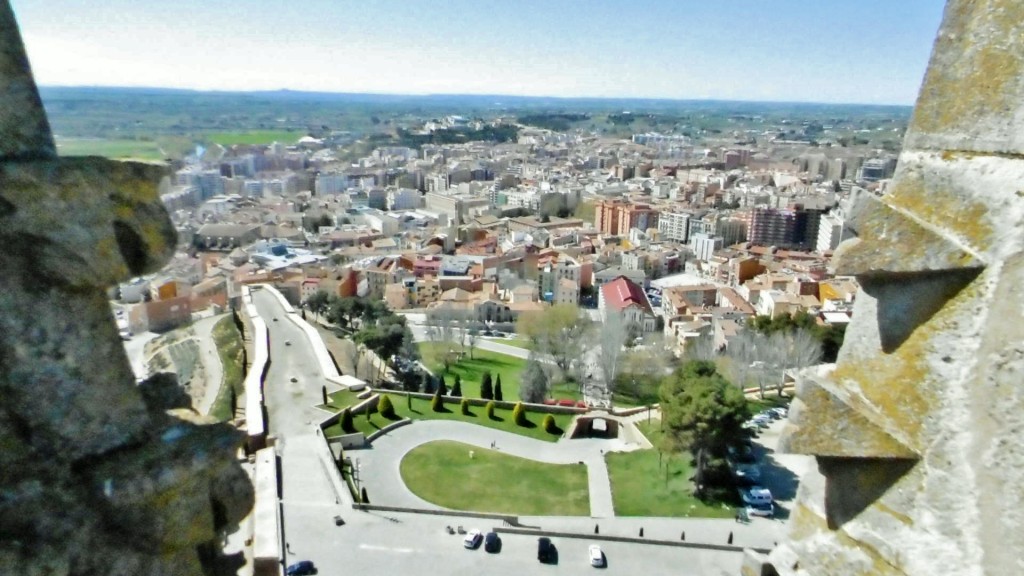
36;84;917;109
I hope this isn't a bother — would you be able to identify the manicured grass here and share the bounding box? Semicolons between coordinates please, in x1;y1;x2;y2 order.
321;393;574;442
55;137;166;161
204;130;301;145
209;316;245;422
490;335;531;350
317;388;360;412
401;440;589;516
605;421;735;518
418;342;527;400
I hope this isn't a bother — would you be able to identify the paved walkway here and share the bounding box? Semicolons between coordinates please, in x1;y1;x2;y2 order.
357;419;647;518
191;313;227;416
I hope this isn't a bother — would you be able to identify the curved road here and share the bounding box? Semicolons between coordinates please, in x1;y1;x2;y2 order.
359;419;647;518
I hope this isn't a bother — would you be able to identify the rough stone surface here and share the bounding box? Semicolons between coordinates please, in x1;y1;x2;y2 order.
759;1;1024;575
0;3;253;574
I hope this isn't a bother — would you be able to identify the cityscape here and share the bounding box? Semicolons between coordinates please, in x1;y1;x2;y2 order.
9;2;1021;576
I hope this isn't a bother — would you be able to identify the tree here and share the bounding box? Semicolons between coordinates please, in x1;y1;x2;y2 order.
460;398;470;415
485;400;496;420
431;389;443;412
466;328;479;359
340;408;355;433
659;361;750;497
617;333;671;404
437;374;448;396
305;290;331;323
494;375;503;402
321;385;328;406
346;342;362;379
682;331;717;363
520;356;549;403
597;311;629;396
420;372;433;393
516;304;592;381
360;487;369;504
542;414;558;434
451;374;462;397
512;402;528;426
377;394;394;418
480;372;494;400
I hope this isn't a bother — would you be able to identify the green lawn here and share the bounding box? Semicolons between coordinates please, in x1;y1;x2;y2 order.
401;440;589;516
321;392;574;442
418;342;527;400
209;316;245;422
605;421;736;518
55;137;166;161
204;130;302;145
490;335;531;350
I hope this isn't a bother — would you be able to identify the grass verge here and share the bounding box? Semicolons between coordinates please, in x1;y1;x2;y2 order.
605;421;735;518
401;440;589;516
204;130;301;145
209;315;245;422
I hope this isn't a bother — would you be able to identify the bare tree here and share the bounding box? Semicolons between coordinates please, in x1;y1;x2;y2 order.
777;328;822;395
345;341;362;378
682;330;716;363
598;310;629;396
619;332;671;400
724;329;758;390
466;328;479;360
520;354;549;403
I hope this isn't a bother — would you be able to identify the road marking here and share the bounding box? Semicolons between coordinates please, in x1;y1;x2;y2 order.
358;544;418;554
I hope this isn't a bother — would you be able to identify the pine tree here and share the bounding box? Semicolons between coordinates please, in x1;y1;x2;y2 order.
543;413;558;434
340;408;355;433
431;388;443;412
512;402;528;426
494;375;503;402
486;400;496;420
481;372;494;400
378;394;394;418
460;398;470;415
451;374;462;397
438;374;448;396
361;487;369;504
321;385;328;406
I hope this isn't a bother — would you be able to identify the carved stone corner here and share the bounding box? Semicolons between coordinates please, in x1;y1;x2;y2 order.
781;372;919;460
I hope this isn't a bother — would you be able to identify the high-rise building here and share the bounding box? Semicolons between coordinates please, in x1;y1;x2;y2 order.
749;206;822;251
594;200;661;236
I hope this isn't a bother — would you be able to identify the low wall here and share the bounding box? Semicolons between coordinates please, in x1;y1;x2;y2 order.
365;418;412;442
351;503;519;526
326;432;366;449
493;526;771;555
610;404;657;417
242;287;268;451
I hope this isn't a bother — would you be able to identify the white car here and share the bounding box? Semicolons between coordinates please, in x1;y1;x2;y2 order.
741;486;773;506
463;529;482;549
589;544;604;567
747;501;775;517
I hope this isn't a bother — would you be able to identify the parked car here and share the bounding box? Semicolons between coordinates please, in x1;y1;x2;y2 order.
741;486;773;506
588;544;604;567
484;531;501;553
463;529;482;549
770;407;788;418
286;560;316;576
747;501;775;518
537;537;554;563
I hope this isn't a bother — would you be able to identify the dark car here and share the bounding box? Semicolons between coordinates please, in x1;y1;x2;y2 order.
484;531;501;553
286;560;316;576
537;537;554;563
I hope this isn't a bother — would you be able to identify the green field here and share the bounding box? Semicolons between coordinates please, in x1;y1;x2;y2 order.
321;392;574;442
400;440;589;516
209;315;245;422
204;130;302;145
55;137;167;161
605;421;736;518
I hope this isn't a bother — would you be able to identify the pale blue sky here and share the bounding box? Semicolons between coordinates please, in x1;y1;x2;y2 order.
11;0;946;104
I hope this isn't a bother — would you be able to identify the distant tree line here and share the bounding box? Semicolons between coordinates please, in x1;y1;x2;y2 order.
517;113;590;132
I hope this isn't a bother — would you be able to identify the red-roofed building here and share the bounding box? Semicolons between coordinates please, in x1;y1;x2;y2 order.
599;276;657;333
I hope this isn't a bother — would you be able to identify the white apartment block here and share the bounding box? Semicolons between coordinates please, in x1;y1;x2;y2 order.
387;188;422;211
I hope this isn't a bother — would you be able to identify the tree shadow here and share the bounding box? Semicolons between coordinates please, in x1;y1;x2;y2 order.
758;454;801;502
518;419;538;429
489;413;504;422
382;412;403;422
